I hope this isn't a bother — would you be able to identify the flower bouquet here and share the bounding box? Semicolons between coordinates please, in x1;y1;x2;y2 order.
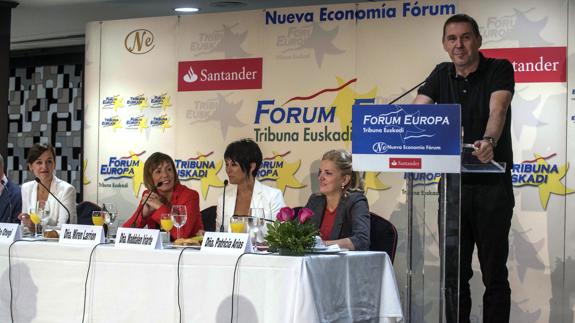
266;207;318;256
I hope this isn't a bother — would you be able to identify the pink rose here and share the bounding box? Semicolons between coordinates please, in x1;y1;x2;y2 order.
276;207;295;222
298;208;314;224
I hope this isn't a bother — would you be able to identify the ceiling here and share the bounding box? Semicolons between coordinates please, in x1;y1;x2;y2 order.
9;0;373;49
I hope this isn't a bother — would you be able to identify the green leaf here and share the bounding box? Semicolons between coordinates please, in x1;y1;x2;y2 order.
266;218;318;253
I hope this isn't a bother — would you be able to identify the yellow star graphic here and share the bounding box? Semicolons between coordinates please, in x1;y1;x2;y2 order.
138;96;149;111
82;159;91;185
531;154;575;210
272;152;305;193
129;151;145;197
138;117;149;132
160;115;171;132
331;76;377;148
112;116;122;131
162;95;172;111
364;172;390;192
113;96;124;112
198;155;224;199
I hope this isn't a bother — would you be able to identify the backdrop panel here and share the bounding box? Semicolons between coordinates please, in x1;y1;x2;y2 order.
83;1;572;322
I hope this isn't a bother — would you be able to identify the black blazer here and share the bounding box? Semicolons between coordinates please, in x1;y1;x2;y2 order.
0;179;22;223
304;191;370;250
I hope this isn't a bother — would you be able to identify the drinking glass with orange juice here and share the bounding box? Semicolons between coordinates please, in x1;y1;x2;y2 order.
92;211;106;226
229;216;246;233
29;207;41;237
160;213;174;243
160;213;174;232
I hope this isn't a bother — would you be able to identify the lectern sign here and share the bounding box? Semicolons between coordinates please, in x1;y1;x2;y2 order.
352;104;461;173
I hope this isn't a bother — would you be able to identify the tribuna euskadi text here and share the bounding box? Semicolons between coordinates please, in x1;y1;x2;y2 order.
252;102;351;142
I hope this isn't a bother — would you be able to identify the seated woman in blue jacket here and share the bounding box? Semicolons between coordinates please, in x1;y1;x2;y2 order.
304;149;370;251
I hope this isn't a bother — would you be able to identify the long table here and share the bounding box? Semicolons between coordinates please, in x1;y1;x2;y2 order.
0;241;403;323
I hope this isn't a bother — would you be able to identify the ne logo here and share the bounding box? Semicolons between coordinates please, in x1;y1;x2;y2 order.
372;142;389;154
125;29;155;54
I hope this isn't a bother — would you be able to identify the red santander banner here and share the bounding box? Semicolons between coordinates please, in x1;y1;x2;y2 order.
389;158;422;170
481;47;566;83
178;58;263;91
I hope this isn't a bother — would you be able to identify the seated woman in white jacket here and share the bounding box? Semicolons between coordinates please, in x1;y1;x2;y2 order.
18;143;77;231
216;139;285;232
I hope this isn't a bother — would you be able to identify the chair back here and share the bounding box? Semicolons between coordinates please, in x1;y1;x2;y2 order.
201;205;217;232
76;201;102;225
369;212;398;263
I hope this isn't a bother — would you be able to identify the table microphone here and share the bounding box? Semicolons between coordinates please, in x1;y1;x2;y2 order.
219;179;228;232
0;179;12;222
131;182;163;228
34;177;71;221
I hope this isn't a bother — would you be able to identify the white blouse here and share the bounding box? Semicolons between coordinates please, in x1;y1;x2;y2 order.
21;175;77;226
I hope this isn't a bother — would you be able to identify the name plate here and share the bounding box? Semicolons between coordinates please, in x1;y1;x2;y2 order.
201;232;252;254
115;227;161;249
60;224;105;245
0;223;22;244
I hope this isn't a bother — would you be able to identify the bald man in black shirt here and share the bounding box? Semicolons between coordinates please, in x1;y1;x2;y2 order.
414;14;515;323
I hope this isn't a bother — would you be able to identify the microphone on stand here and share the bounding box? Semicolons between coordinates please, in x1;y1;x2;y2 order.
388;63;448;104
34;177;71;221
131;182;163;228
0;179;13;223
219;179;228;232
388;80;426;104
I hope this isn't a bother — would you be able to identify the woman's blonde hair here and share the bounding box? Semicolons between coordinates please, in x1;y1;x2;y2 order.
321;149;364;195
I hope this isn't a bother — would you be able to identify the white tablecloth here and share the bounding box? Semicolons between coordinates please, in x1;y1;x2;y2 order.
0;241;403;323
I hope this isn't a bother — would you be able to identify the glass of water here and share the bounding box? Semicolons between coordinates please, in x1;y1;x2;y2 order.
103;203;117;241
170;205;187;240
247;210;266;251
36;200;50;237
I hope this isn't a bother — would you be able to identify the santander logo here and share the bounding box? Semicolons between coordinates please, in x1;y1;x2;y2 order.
183;67;199;83
481;47;566;83
389;158;422;169
178;58;263;91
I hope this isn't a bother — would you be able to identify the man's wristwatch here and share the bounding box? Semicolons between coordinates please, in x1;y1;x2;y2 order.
482;136;497;148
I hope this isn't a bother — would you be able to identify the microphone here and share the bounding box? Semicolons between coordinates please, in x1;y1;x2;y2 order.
388;80;426;104
219;179;228;232
388;63;448;104
1;179;13;223
131;182;163;228
34;177;71;222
